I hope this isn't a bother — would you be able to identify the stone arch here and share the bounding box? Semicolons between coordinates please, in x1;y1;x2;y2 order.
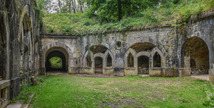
136;51;150;58
181;36;210;75
124;48;136;68
89;43;110;50
83;51;93;67
18;5;33;48
178;35;214;69
104;50;114;68
90;44;108;54
124;42;165;75
126;41;167;56
151;47;166;68
42;42;72;73
18;5;35;74
45;49;68;72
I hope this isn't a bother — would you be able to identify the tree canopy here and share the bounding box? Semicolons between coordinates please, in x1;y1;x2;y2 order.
37;0;214;35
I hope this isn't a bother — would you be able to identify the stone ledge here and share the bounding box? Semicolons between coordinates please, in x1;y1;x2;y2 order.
125;67;136;70
104;67;113;69
0;100;9;108
0;80;10;89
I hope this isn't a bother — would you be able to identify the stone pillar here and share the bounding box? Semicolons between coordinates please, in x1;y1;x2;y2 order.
180;56;191;76
209;64;214;82
184;56;190;68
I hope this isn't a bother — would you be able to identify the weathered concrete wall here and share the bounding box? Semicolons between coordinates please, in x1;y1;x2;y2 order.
0;0;40;107
40;11;214;81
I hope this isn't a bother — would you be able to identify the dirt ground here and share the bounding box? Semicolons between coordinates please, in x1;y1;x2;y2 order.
47;72;121;78
191;75;209;81
47;72;209;81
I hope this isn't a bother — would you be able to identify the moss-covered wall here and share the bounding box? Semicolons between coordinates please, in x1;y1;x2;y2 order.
0;0;40;106
41;11;214;81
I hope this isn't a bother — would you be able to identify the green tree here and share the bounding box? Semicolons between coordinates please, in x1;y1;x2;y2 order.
85;0;162;22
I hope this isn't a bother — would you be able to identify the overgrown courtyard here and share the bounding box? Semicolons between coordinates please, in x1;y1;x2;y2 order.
17;74;214;108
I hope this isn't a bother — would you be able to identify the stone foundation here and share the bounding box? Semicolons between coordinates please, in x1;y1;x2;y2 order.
124;68;137;76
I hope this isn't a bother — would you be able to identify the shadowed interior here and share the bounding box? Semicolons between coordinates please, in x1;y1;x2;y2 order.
182;37;209;75
95;57;103;74
138;56;149;74
46;51;67;72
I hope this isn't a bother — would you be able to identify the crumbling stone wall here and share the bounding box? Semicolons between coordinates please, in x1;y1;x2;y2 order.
0;0;39;107
177;11;214;79
40;12;214;81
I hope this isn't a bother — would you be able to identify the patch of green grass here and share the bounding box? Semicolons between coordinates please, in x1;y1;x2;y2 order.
17;75;214;108
42;0;214;35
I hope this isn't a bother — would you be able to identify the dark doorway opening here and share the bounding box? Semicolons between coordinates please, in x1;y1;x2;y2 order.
182;37;209;75
138;56;149;74
46;51;67;72
95;57;103;74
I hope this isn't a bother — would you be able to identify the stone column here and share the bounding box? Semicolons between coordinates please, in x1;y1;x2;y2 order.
209;64;214;81
180;56;191;76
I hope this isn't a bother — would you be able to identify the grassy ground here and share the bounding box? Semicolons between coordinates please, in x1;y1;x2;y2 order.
17;74;214;108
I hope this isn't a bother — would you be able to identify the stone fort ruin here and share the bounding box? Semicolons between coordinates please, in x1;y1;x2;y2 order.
0;0;214;107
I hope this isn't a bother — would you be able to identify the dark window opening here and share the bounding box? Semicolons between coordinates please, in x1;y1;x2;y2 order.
86;55;92;67
116;41;122;48
127;53;134;67
107;54;112;67
190;59;196;68
1;88;7;99
153;52;161;67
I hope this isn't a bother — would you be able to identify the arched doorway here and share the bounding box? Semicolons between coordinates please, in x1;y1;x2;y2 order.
90;45;108;74
45;47;69;72
138;56;149;74
95;57;103;74
127;42;157;74
181;37;209;75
